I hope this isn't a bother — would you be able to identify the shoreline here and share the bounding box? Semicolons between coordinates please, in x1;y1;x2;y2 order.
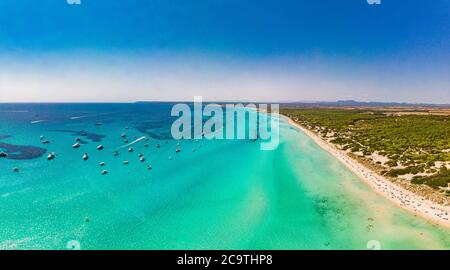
280;114;450;228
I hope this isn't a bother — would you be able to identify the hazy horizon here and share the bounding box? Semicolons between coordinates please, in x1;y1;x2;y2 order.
2;99;450;106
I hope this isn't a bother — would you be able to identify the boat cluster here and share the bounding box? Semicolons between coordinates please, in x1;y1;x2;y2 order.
7;127;199;174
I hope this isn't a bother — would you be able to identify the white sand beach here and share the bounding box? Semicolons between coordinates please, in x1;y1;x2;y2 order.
282;115;450;228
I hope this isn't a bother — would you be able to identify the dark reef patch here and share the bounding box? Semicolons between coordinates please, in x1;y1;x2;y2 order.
313;196;346;219
134;120;174;140
0;135;47;160
49;130;105;142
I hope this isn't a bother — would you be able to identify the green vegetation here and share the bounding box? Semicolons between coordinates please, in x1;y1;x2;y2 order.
412;167;450;189
384;165;425;177
281;108;450;190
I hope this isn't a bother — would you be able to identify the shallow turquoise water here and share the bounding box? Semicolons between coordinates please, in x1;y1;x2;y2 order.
0;104;449;250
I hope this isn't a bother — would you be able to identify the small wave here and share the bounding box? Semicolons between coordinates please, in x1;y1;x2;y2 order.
0;110;29;113
31;120;45;124
70;111;120;120
117;136;146;150
70;116;85;120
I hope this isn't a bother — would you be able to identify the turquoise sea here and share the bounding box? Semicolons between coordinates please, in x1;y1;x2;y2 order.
0;103;449;250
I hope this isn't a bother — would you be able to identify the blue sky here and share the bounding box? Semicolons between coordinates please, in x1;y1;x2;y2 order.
0;0;449;103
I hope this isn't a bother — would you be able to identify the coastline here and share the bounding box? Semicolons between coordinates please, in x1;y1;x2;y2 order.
280;114;450;228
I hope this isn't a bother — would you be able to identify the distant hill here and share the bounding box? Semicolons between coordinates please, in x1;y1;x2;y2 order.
280;100;450;108
136;100;450;108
